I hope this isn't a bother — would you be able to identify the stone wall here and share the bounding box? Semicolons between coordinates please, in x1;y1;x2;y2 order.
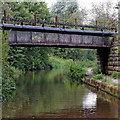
108;36;120;74
85;77;119;98
97;36;120;74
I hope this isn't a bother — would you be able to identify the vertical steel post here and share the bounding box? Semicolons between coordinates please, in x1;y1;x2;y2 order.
4;10;6;23
55;16;58;28
34;13;37;26
75;18;77;29
96;20;97;31
118;2;120;54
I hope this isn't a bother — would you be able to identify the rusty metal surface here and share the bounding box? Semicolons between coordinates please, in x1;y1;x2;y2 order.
1;24;116;48
1;16;117;31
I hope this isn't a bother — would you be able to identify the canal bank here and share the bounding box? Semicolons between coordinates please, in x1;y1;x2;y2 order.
84;76;120;99
66;62;120;99
83;68;120;99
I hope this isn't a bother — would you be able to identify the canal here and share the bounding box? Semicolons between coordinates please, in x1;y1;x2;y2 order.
2;69;118;119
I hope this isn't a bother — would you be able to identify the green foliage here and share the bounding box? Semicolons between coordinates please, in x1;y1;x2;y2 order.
8;47;52;71
53;48;97;62
87;74;103;80
102;77;108;82
2;30;17;102
2;2;51;21
2;2;53;71
112;72;120;79
92;74;103;80
51;0;87;25
92;66;101;74
66;62;86;81
90;1;117;28
49;55;72;69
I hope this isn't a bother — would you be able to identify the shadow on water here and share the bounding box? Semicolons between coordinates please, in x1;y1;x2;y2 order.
2;69;119;119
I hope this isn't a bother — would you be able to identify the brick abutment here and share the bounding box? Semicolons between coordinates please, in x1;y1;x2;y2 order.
97;36;120;74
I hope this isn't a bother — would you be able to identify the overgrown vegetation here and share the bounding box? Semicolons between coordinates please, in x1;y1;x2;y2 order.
87;73;120;87
2;31;18;102
66;59;96;82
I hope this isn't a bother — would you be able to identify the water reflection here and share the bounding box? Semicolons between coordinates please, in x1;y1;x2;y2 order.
2;69;118;118
83;92;97;109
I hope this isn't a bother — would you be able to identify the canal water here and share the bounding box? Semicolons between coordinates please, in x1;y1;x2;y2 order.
2;69;118;119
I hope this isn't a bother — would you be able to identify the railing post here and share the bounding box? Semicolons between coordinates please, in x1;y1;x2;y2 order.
34;13;37;26
4;10;6;23
55;16;58;28
118;2;120;53
96;20;97;31
75;18;77;29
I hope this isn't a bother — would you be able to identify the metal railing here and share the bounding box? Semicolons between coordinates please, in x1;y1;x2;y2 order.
1;10;118;32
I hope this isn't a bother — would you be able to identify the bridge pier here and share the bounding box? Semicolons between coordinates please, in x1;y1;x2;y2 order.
97;36;120;74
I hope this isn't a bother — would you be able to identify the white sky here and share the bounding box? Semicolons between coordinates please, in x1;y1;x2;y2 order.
44;0;119;10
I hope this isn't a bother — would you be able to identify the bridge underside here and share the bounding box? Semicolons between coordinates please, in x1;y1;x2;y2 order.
2;24;114;48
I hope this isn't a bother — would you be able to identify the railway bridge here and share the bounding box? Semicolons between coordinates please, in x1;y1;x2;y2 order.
1;10;119;74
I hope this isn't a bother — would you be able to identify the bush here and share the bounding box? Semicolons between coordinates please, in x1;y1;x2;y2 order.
112;72;120;79
67;62;86;80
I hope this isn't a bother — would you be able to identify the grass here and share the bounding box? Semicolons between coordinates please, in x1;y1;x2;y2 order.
89;67;120;87
88;74;103;80
88;74;120;87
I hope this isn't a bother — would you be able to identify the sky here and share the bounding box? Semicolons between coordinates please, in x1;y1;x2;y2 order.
44;0;119;10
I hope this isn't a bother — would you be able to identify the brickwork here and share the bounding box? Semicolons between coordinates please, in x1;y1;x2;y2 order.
108;36;120;74
97;36;120;74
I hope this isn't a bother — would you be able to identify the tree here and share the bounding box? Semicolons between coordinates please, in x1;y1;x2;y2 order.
51;0;87;25
2;2;53;71
2;2;51;21
90;1;118;28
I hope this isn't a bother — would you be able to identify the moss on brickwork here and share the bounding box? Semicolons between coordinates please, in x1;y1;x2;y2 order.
85;77;120;99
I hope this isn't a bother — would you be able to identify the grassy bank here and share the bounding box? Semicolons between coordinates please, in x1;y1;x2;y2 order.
66;61;120;98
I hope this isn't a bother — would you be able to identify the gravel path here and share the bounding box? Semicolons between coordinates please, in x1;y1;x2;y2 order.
112;78;120;84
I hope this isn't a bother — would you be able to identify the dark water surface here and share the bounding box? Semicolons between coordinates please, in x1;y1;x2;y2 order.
3;69;118;119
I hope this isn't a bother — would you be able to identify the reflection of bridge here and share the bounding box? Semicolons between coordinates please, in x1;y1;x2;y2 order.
1;10;119;74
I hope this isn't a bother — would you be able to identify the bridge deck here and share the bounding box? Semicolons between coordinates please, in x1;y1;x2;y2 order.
1;24;117;48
